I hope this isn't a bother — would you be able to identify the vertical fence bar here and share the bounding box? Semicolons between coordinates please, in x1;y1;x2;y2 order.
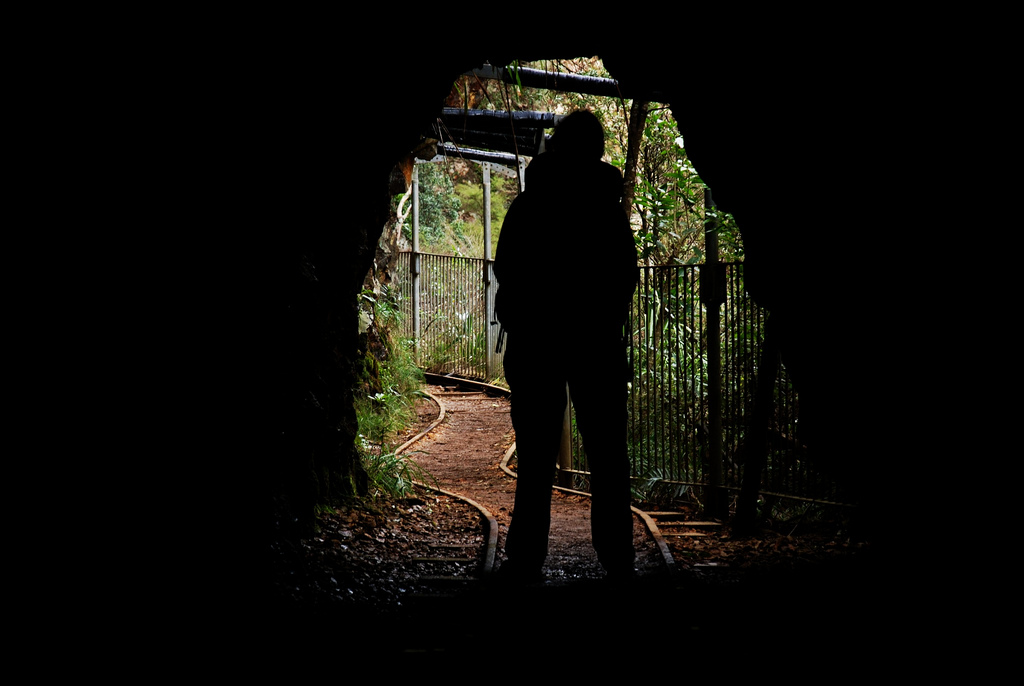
722;264;734;489
391;248;836;509
699;265;707;486
703;190;725;519
669;268;678;484
685;266;695;484
558;386;573;488
627;270;638;482
654;268;663;483
684;266;693;484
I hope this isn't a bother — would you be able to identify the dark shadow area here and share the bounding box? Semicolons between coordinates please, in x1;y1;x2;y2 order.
255;38;949;655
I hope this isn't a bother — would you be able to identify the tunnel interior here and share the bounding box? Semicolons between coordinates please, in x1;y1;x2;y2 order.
268;45;905;563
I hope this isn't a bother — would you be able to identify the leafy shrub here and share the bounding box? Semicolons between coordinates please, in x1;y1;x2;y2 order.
356;285;430;498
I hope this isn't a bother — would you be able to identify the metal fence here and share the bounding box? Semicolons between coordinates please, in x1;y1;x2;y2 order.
394;252;840;507
611;265;837;507
396;252;502;380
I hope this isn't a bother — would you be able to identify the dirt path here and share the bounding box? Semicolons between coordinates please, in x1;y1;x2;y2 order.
405;385;665;582
272;382;882;657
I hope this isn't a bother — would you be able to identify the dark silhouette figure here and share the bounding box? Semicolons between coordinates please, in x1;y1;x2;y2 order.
494;110;638;580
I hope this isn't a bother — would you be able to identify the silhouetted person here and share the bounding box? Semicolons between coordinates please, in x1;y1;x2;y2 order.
494;110;638;581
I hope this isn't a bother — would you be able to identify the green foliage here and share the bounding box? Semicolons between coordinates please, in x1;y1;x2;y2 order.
707;207;744;262
400;161;517;259
419;310;488;376
631;467;692;508
402;163;466;249
626;267;710;498
360;448;434;500
455;173;512;257
355;285;430;499
631;109;743;265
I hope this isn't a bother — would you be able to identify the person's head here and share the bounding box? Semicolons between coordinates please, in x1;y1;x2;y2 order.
549;110;605;160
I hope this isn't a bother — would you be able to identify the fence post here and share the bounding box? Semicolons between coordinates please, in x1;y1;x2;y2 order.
483;163;495;379
412;164;421;363
734;313;780;534
558;386;573;488
703;189;727;520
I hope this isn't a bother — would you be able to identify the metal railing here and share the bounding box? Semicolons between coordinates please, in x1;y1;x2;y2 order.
396;252;503;381
394;252;842;507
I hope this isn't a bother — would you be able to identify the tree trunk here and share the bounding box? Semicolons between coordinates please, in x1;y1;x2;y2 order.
621;99;649;219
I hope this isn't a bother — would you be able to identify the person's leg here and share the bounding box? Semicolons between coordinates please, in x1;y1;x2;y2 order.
503;336;567;574
568;347;635;575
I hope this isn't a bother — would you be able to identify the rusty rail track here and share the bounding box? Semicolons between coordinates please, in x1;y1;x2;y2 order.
397;372;675;586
